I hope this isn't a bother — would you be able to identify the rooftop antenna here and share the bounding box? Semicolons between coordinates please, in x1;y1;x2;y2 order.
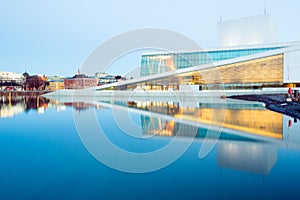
219;11;223;22
264;1;267;15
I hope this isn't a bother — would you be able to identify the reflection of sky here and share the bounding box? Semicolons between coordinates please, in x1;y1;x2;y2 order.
0;105;300;199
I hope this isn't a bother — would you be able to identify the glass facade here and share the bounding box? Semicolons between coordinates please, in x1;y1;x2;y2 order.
141;47;282;76
133;54;284;90
137;101;283;140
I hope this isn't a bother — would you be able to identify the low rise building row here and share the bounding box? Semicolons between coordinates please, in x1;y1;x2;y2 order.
0;70;123;91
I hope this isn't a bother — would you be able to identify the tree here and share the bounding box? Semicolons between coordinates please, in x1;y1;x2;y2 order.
115;75;122;80
26;76;47;90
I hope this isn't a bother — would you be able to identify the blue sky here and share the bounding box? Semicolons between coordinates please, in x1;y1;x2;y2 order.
1;0;300;76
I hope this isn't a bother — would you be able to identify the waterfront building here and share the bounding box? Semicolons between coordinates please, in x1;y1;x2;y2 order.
94;15;298;91
0;71;25;91
46;76;65;91
95;72;117;85
64;73;98;89
95;42;300;91
139;43;288;90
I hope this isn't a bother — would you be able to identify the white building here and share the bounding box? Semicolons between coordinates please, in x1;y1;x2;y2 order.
0;71;25;91
217;15;278;47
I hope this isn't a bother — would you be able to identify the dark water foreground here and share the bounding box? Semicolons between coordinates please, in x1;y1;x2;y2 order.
1;96;300;199
228;94;300;119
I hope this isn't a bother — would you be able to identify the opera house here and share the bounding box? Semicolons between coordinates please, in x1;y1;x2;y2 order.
96;15;300;91
102;42;300;91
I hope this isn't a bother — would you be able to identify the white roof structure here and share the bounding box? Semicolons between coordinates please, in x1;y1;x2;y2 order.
94;42;300;90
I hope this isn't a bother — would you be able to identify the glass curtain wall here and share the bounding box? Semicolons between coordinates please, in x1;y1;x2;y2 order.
141;47;282;76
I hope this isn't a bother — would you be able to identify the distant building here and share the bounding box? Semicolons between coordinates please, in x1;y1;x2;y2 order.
95;72;108;78
0;71;25;91
95;72;117;85
46;76;65;91
64;73;98;89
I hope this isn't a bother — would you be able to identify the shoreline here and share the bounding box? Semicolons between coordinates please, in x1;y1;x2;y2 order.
0;91;50;97
228;94;300;119
6;89;298;119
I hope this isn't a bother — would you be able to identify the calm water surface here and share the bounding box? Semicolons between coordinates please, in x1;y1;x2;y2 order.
1;96;300;199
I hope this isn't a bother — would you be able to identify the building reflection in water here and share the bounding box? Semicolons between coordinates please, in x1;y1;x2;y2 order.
0;95;53;118
64;102;99;111
125;100;296;175
0;95;25;118
2;97;298;175
0;95;100;118
129;101;283;140
217;141;277;175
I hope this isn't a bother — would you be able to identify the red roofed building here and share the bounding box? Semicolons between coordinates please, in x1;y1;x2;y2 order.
64;73;98;89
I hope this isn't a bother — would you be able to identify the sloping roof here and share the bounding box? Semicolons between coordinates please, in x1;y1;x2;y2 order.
95;42;300;90
72;74;88;78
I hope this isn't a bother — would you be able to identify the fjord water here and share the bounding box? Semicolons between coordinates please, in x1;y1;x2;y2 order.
1;96;300;199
